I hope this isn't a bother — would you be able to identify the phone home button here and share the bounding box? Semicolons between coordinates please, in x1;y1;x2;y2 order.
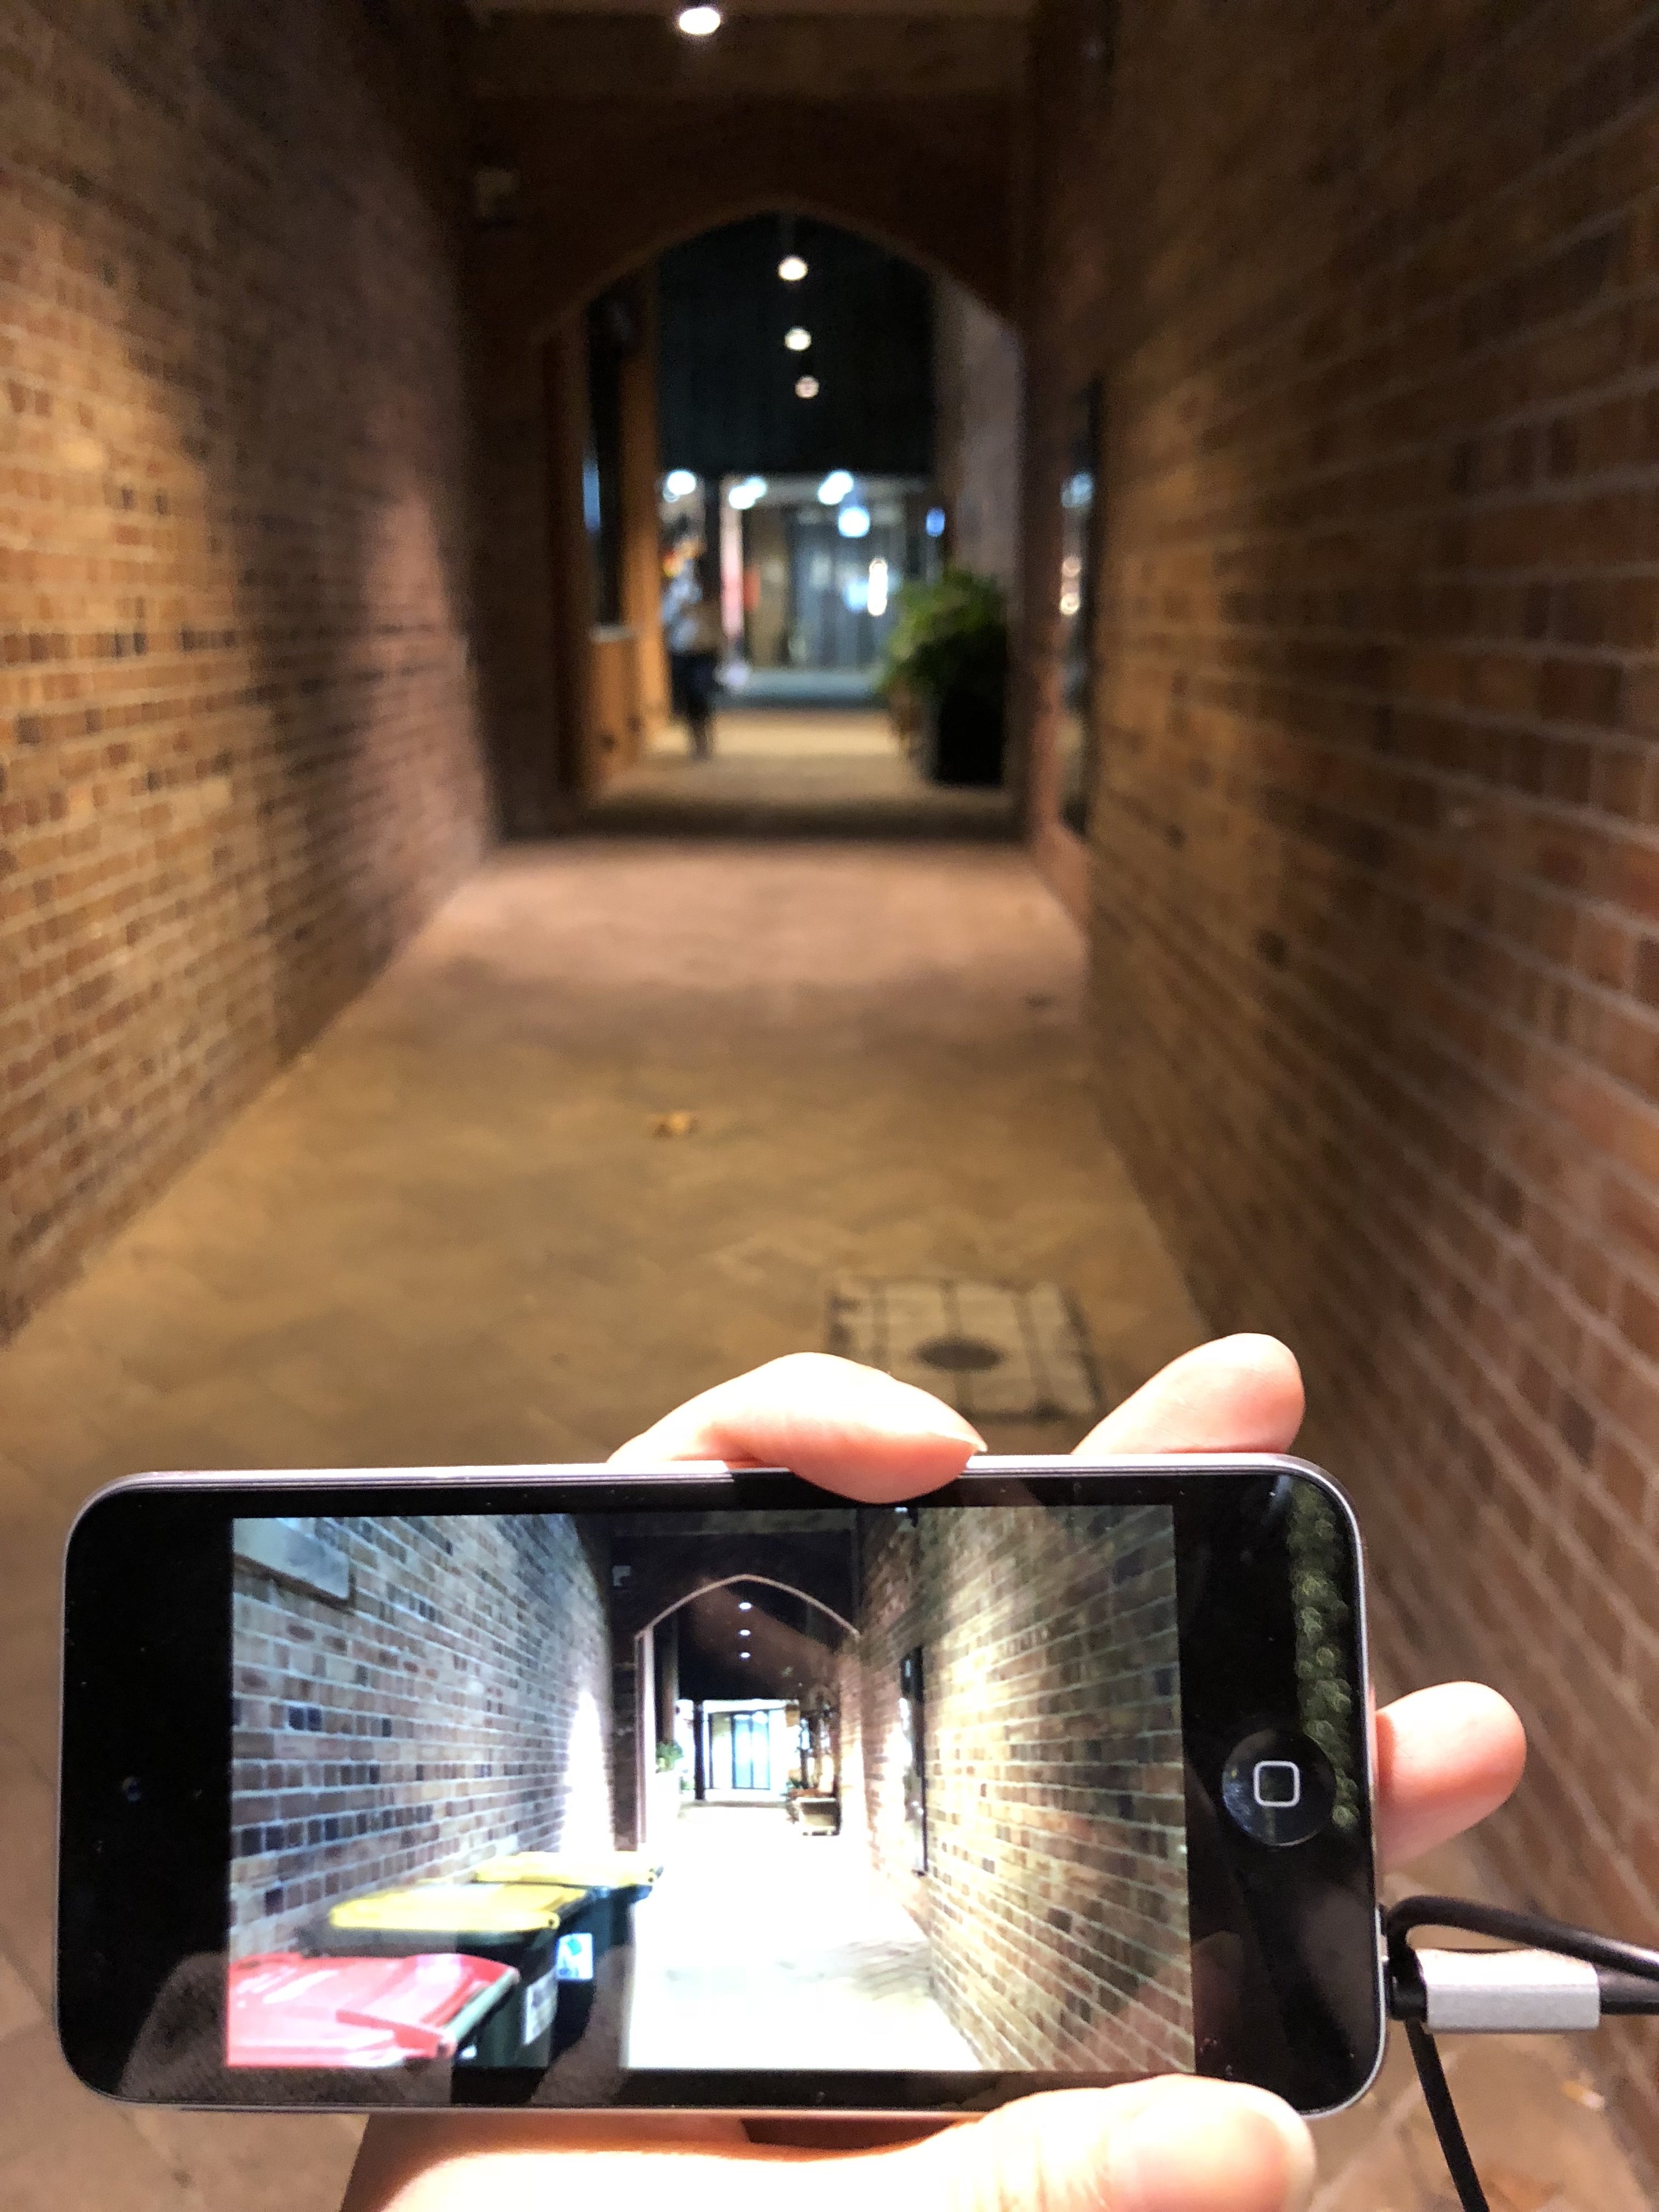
1221;1729;1336;1847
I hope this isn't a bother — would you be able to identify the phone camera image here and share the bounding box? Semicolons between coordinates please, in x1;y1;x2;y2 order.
60;1464;1378;2115
223;1503;1197;2087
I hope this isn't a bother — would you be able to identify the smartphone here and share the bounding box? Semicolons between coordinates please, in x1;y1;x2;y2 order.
57;1456;1383;2118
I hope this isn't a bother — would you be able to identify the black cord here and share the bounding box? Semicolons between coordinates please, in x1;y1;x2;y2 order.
1401;2016;1489;2212
1385;1894;1659;2212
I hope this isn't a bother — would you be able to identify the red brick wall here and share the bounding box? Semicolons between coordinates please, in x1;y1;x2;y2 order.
854;1505;1192;2076
2;0;493;1334
230;1513;611;1958
1024;0;1658;2168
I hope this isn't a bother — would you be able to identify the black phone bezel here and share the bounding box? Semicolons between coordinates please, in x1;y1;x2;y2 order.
57;1457;1383;2119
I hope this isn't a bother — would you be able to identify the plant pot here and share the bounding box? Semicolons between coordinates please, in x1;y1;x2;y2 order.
924;685;1006;787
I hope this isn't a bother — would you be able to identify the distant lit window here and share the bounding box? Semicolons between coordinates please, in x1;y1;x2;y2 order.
867;558;890;618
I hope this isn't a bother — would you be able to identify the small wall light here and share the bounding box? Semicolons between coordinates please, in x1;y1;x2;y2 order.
783;327;812;352
675;5;723;35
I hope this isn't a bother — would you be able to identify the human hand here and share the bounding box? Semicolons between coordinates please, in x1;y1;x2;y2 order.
342;1334;1526;2212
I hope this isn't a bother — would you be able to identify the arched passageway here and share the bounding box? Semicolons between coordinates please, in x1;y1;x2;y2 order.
481;201;1025;836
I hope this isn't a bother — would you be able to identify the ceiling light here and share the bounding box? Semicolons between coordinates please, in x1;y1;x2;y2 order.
737;1600;752;1611
817;470;853;505
663;469;698;500
675;5;722;35
739;1628;751;1637
784;327;811;352
794;375;819;399
778;255;808;283
837;503;871;539
739;1651;751;1660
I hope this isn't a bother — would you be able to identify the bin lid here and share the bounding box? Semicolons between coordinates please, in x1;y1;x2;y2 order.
228;1951;518;2068
469;1851;660;1893
328;1883;577;1933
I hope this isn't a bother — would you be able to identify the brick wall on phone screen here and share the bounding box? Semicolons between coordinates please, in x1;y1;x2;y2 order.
853;1505;1192;2075
229;1515;612;1959
1023;0;1659;2168
2;0;493;1335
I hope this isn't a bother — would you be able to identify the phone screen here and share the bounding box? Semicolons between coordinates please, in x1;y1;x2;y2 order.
60;1464;1379;2114
227;1502;1199;2080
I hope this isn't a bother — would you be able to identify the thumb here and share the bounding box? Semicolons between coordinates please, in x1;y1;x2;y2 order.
869;2083;1316;2212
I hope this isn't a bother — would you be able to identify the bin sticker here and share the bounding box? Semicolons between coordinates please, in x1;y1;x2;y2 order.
523;1970;557;2044
555;1932;595;1983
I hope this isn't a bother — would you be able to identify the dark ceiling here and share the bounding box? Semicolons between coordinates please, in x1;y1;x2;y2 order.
654;214;934;480
673;1576;845;1702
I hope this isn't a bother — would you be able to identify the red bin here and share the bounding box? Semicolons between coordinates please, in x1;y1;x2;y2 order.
227;1951;518;2069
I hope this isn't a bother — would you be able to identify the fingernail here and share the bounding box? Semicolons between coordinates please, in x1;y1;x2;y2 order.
1104;2091;1314;2212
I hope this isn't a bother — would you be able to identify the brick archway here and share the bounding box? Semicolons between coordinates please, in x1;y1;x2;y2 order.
472;59;1023;831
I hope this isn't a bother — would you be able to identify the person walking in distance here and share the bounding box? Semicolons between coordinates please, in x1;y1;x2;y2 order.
664;545;725;761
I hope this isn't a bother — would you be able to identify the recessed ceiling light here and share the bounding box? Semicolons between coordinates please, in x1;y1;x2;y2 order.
675;5;722;35
737;1600;752;1611
784;327;811;352
739;1651;751;1660
740;1628;751;1637
778;255;808;283
794;375;820;399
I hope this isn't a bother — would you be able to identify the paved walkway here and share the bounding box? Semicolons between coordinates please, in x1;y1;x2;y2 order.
627;1806;979;2072
0;772;1645;2207
594;706;1015;838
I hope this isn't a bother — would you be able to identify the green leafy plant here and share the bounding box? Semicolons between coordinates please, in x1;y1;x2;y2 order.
879;567;1009;708
654;1741;685;1773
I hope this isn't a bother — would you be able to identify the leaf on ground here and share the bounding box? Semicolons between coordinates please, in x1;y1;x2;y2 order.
649;1111;699;1138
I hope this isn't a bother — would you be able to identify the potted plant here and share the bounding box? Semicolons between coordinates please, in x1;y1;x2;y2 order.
879;568;1009;787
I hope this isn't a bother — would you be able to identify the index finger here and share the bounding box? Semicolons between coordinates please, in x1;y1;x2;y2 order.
607;1351;984;1498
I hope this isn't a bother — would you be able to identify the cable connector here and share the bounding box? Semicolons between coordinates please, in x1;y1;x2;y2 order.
1384;1894;1659;2212
1406;1946;1600;2033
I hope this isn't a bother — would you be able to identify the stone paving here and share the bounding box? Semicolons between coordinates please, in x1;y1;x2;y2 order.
627;1804;980;2073
0;714;1645;2205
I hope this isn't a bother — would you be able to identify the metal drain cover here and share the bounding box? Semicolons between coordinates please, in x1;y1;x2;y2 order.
826;1278;1101;1423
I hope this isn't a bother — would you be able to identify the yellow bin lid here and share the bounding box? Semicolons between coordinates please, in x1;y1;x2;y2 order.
469;1851;661;1891
328;1882;577;1933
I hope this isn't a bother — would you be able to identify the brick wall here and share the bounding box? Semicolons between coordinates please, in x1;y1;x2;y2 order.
230;1513;611;1958
1024;0;1658;2169
2;0;493;1334
854;1505;1192;2076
